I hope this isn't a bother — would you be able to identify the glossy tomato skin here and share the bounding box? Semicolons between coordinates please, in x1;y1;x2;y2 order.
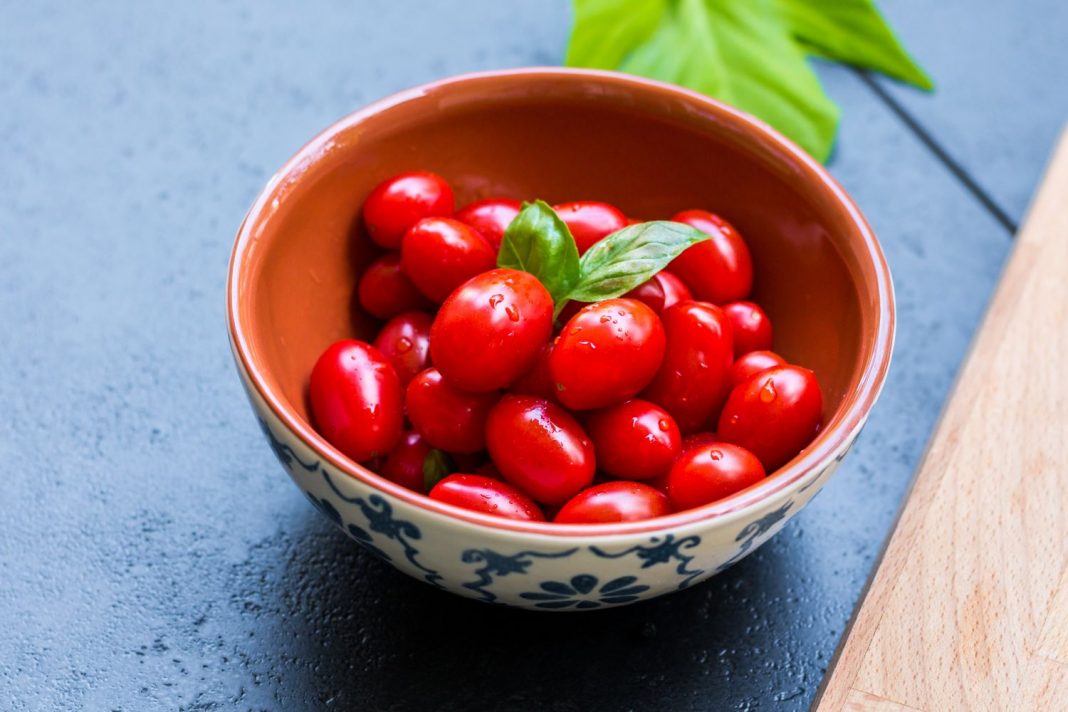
430;268;554;392
372;311;432;387
363;171;453;248
641;301;734;433
357;253;432;320
669;210;753;304
623;270;693;313
309;340;403;462
586;399;681;480
729;350;786;387
400;217;496;303
508;341;558;402
554;482;671;524
454;197;521;249
717;365;823;471
429;474;545;522
723;301;773;357
379;431;432;493
550;298;665;410
667;443;766;511
485;395;596;505
553;201;628;254
405;368;498;454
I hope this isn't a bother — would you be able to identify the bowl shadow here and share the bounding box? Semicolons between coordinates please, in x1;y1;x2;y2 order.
251;506;821;711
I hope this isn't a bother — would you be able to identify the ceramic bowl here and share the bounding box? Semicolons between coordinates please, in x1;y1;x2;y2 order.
227;68;894;610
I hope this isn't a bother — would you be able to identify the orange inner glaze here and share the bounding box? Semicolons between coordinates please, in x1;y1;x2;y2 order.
231;71;890;526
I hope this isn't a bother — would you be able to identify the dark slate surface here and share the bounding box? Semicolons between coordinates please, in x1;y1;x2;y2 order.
0;2;1019;710
878;0;1068;223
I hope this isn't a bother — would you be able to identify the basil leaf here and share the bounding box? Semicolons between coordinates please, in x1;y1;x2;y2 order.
422;449;451;492
565;0;931;162
564;221;708;303
498;200;581;305
776;0;933;91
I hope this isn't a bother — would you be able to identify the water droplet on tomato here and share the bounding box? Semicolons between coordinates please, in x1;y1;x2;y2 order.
709;449;723;461
728;414;740;425
658;419;671;432
505;304;520;321
599;314;612;323
395;337;412;353
578;340;596;350
760;379;776;403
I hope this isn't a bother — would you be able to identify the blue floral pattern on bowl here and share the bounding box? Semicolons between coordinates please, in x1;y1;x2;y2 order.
520;575;650;609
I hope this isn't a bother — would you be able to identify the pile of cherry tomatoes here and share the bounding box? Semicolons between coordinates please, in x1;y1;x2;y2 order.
308;170;823;525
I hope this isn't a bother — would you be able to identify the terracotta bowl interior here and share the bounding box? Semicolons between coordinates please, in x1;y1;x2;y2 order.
234;71;880;491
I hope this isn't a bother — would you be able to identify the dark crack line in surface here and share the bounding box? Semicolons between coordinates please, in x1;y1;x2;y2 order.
855;69;1019;236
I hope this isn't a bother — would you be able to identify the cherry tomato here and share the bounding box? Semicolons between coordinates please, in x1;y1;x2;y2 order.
400;217;496;303
379;431;432;492
667;443;766;511
372;311;432;387
430;268;553;392
553;201;627;254
406;368;498;454
681;431;719;453
309;340;403;462
585;399;681;480
485;395;596;505
729;350;786;387
554;482;671;524
722;301;773;357
508;341;558;402
641;301;734;433
454;197;521;249
624;270;693;313
550;298;665;410
669;210;753;304
717;365;823;471
363;171;453;248
357;253;432;320
429;474;545;522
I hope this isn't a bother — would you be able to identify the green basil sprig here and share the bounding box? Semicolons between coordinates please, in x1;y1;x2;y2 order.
498;201;708;320
422;449;451;492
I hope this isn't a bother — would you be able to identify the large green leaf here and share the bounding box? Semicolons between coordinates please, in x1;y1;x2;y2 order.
776;0;933;90
565;0;932;162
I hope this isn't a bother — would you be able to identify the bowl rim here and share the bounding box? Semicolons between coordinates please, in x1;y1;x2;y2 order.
227;67;895;538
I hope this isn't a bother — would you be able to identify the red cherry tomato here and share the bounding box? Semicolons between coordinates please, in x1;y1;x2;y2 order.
641;301;734;433
430;268;554;392
585;399;681;480
550;298;665;410
400;217;496;303
485;395;596;505
406;368;498;454
717;365;823;471
379;431;432;493
624;270;693;313
667;443;766;511
669;210;753;304
363;171;453;248
508;342;558;402
722;301;773;357
729;350;786;387
454;197;521;249
553;201;627;254
429;474;544;522
309;340;403;462
554;482;671;524
681;431;719;453
372;311;432;387
357;253;432;320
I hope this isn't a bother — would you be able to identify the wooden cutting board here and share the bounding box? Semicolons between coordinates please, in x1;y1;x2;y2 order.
814;127;1068;711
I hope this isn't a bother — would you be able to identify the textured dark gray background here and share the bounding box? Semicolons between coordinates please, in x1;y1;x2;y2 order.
1;1;1064;710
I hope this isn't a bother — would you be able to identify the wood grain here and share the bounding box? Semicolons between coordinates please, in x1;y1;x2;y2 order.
815;126;1068;711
